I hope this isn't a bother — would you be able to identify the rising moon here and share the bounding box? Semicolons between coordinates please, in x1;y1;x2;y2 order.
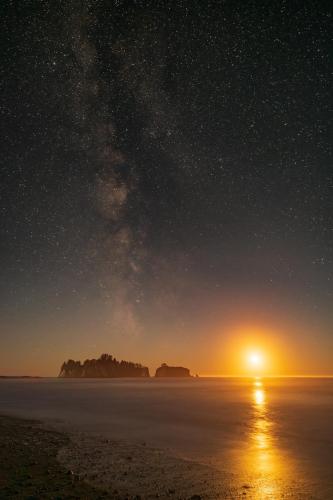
247;351;264;369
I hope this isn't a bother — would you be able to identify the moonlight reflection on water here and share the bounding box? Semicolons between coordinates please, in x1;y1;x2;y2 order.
245;378;295;498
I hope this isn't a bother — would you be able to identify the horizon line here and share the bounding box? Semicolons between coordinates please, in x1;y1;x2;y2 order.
2;374;333;379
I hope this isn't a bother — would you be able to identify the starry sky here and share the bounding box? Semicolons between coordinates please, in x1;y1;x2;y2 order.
1;0;332;376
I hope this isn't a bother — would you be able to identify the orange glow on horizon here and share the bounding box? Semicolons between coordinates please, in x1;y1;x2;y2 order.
220;325;284;376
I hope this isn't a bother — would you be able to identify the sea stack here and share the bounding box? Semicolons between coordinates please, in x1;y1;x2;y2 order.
155;363;191;377
59;354;150;378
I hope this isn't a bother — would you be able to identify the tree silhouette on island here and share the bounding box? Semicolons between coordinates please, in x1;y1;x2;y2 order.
59;354;191;378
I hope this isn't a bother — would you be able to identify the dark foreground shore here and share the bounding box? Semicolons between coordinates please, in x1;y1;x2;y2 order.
0;415;110;499
0;415;237;499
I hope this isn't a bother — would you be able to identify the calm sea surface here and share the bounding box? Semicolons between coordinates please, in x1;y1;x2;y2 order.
1;377;332;498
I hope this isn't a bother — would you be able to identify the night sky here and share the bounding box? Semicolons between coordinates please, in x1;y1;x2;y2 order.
1;1;332;375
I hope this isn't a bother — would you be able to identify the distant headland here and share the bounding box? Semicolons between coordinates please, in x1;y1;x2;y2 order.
0;376;42;379
59;354;192;378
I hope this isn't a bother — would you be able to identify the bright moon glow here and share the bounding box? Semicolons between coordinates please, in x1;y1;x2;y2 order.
247;351;264;369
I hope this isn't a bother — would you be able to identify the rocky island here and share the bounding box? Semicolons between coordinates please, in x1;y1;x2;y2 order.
59;354;149;378
155;363;191;377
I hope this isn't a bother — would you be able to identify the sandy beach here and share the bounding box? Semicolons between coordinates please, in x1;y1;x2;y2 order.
0;414;237;499
0;415;104;499
1;413;307;500
58;427;237;499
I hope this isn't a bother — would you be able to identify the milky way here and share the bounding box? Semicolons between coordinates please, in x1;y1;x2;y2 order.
0;1;332;374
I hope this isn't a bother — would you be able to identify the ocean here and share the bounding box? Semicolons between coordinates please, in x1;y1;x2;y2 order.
1;377;332;498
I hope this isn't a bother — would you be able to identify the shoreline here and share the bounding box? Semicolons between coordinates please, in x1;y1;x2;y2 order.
0;415;107;499
0;414;237;499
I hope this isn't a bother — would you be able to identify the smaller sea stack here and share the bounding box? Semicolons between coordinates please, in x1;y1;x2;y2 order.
155;363;191;377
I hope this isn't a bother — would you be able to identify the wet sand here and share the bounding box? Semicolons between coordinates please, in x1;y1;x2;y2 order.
0;414;236;499
0;415;106;499
0;414;307;499
58;428;236;499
